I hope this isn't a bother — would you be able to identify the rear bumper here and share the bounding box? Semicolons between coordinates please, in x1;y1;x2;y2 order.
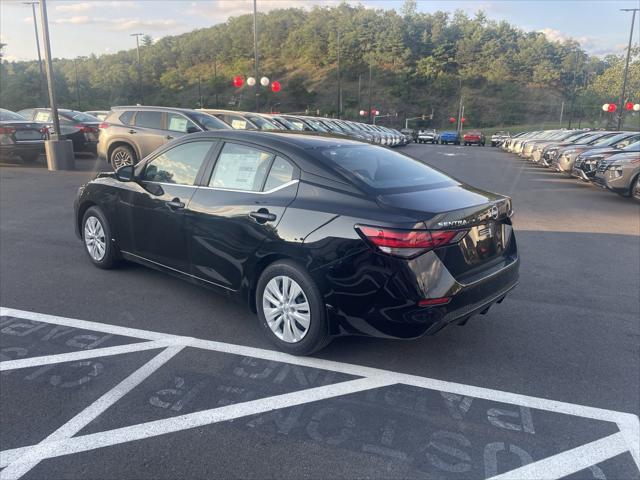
0;142;45;157
321;242;520;340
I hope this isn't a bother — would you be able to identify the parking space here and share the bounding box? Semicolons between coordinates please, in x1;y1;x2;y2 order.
1;144;639;479
1;308;638;480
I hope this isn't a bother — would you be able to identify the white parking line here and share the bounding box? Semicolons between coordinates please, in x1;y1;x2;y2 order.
1;306;639;479
488;432;629;480
0;345;183;480
0;340;167;371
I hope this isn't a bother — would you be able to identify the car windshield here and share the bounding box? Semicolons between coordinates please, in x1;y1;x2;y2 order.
318;145;455;192
190;112;231;130
273;117;300;130
0;109;26;121
304;119;329;132
591;133;627;146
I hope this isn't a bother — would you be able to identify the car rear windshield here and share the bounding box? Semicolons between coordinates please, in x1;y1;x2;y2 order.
0;109;26;121
246;115;278;130
318;145;455;192
71;112;99;122
190;112;231;130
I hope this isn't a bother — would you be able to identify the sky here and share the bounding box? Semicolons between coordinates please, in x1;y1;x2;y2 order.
1;0;638;62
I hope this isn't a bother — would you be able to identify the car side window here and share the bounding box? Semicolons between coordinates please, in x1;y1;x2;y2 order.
34;111;51;122
167;113;199;133
209;143;273;191
616;136;639;148
134;111;163;129
119;111;134;125
141;141;213;185
227;115;250;130
263;156;295;191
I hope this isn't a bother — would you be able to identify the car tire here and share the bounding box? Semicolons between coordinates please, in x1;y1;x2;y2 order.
630;174;640;201
256;260;330;355
110;145;137;170
81;206;119;269
19;151;41;163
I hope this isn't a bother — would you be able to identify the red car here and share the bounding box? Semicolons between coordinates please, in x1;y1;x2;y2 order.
463;130;486;146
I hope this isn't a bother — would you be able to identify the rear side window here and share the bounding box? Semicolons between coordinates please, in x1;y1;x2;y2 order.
264;156;295;191
319;145;455;192
135;111;163;129
167;113;199;133
17;109;34;120
142;141;213;185
209;143;273;191
119;111;135;125
34;111;51;122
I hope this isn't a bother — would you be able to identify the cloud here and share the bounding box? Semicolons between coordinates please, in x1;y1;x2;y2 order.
185;0;346;22
55;2;92;13
51;16;182;32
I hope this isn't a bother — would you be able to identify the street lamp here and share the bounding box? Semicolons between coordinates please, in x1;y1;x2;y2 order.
130;33;144;104
617;8;638;129
23;1;46;106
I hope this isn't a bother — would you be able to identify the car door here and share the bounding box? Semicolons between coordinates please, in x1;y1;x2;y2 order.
116;140;217;273
131;110;169;158
187;142;299;290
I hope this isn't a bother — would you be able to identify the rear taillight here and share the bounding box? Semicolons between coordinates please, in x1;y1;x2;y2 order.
76;124;98;133
99;122;109;129
356;225;468;258
0;126;16;135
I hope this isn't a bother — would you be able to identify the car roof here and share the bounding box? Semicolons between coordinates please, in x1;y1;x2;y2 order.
176;129;363;149
112;106;202;114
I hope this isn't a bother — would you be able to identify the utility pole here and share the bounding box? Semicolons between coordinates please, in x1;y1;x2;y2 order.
73;58;81;110
336;30;342;118
367;61;373;124
567;49;581;129
253;0;260;112
617;8;638;130
23;2;46;106
198;76;202;109
357;74;362;114
213;56;219;108
130;33;144;104
39;0;73;170
559;100;565;127
456;77;463;133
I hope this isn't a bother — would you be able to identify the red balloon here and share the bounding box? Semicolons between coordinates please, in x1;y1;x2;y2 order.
233;75;244;88
271;81;281;93
461;117;466;123
607;103;617;112
449;117;456;123
626;101;634;111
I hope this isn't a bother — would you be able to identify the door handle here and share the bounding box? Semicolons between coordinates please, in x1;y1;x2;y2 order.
165;198;185;210
166;135;174;140
250;210;276;223
128;129;137;134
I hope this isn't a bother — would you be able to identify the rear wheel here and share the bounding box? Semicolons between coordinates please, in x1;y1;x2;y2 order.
631;174;640;201
110;145;136;170
256;261;330;355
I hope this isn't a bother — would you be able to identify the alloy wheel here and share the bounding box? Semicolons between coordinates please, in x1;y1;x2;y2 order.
262;276;310;343
84;216;106;261
112;150;132;169
633;176;640;201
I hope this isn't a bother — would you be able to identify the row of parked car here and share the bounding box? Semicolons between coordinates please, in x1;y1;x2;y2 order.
0;106;412;167
502;129;640;201
411;129;511;147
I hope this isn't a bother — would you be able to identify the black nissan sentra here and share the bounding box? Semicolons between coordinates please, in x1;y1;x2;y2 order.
75;131;519;354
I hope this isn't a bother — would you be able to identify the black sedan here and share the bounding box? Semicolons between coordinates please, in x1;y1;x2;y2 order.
74;131;519;354
0;108;47;163
18;108;101;153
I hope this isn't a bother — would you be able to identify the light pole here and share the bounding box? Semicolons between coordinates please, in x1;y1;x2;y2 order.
367;60;373;124
336;29;342;118
130;33;144;104
617;8;638;130
253;0;260;112
39;0;74;170
23;2;46;106
73;57;81;110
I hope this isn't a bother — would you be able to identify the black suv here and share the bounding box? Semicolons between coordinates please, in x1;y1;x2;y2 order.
97;106;230;168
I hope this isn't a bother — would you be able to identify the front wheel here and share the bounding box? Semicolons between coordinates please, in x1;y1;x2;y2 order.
631;174;640;201
256;261;330;355
82;206;119;269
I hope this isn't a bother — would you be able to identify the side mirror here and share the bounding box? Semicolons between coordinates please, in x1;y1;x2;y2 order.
115;164;135;182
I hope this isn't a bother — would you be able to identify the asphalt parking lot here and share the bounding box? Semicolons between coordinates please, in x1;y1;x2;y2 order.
1;144;639;479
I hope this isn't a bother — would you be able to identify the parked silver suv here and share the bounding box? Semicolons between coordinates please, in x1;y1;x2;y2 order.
97;106;230;168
